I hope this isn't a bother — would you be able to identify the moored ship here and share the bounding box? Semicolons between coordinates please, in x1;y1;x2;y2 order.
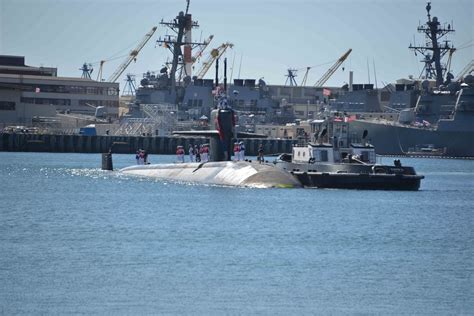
346;2;474;157
349;76;474;157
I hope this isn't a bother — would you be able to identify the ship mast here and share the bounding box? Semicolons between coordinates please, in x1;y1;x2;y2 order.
156;0;206;93
409;2;455;86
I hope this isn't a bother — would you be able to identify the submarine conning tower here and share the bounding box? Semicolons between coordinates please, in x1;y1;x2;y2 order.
210;107;235;162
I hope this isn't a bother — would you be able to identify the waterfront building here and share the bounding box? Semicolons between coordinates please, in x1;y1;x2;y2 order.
0;55;120;126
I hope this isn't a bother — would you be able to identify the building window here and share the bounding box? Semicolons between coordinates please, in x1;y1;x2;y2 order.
22;97;71;105
0;101;15;111
107;87;118;95
20;97;35;104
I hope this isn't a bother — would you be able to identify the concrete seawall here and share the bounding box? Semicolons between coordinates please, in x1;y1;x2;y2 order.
0;133;296;156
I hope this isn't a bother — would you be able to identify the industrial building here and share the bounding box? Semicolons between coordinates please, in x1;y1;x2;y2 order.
0;55;119;127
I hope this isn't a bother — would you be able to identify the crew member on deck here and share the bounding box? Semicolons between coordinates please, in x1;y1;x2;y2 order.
176;146;185;163
188;145;195;162
135;150;140;164
258;144;264;164
195;145;201;162
239;141;246;161
233;142;241;161
138;150;145;165
201;144;209;162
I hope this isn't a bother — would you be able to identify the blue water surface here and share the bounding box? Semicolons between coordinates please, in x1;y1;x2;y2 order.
0;152;473;314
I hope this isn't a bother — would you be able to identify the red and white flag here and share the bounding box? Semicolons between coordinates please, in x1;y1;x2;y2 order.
323;88;331;96
344;115;357;122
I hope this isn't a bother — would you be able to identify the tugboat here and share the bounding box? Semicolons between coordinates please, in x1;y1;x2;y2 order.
274;115;424;190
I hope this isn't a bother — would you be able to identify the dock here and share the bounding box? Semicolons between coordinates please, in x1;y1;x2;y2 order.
0;132;295;156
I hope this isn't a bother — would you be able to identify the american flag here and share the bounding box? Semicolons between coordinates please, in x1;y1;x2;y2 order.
323;88;331;96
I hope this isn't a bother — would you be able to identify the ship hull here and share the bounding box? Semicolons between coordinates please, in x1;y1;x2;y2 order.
293;172;422;190
120;161;301;188
349;120;474;157
274;159;423;191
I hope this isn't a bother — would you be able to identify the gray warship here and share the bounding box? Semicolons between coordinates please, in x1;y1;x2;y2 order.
126;1;275;128
346;2;474;157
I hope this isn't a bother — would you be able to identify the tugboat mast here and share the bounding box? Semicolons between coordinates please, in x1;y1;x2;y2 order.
409;2;455;86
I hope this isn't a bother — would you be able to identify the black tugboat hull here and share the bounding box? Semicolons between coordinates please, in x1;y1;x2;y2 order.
275;158;424;191
293;172;423;191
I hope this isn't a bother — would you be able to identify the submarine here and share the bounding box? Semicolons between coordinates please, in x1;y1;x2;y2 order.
116;95;301;188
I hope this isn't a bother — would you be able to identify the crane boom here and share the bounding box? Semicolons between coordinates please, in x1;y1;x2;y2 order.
107;26;158;83
195;42;233;79
314;48;352;87
301;67;311;86
192;35;214;64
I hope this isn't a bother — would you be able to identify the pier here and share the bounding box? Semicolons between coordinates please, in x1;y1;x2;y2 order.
0;132;295;156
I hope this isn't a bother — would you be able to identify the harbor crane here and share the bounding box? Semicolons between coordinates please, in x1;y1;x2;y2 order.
122;74;137;96
195;42;233;79
284;68;298;86
80;63;93;79
177;34;213;81
192;35;214;64
313;48;352;87
96;26;158;82
300;67;311;86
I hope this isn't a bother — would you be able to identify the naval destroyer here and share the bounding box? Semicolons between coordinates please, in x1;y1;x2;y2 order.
347;2;474;157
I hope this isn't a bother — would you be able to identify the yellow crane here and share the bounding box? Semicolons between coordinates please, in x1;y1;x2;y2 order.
314;49;352;87
192;35;214;64
177;34;214;81
301;67;311;86
195;42;233;79
96;26;158;82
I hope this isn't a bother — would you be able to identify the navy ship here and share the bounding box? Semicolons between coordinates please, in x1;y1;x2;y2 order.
349;77;474;157
347;2;474;157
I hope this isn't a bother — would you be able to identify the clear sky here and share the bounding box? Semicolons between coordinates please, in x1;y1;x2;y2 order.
1;0;472;90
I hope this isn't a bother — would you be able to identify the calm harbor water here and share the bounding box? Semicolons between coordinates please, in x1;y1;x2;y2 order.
0;152;473;314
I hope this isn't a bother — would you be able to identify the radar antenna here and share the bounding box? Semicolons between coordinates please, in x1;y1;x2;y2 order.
156;0;207;93
409;2;456;86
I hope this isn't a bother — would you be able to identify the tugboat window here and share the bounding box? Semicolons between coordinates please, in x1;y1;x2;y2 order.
321;150;328;162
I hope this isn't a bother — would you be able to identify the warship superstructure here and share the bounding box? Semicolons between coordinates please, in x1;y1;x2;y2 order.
347;2;474;157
